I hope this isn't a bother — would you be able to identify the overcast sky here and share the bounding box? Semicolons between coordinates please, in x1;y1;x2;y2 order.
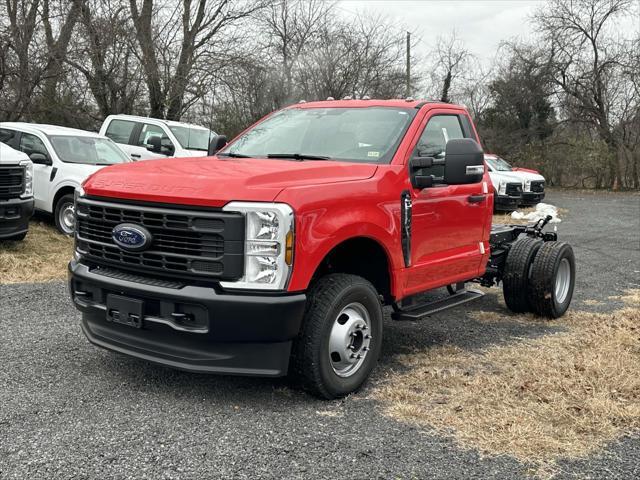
337;0;639;66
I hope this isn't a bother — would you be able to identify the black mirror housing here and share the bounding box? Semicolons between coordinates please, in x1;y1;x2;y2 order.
443;139;484;185
146;135;163;154
209;135;227;156
30;153;52;166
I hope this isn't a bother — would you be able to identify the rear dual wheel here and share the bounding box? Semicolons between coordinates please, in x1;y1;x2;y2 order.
503;237;575;319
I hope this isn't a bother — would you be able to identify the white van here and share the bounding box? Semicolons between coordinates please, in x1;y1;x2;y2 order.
0;123;131;235
99;115;217;161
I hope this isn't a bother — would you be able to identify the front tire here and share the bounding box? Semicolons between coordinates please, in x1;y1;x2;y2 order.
291;274;383;399
54;194;75;235
3;231;27;241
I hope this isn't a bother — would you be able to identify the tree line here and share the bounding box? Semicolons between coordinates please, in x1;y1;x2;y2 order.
1;0;638;189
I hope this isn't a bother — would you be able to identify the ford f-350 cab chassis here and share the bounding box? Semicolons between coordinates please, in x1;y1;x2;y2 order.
69;99;575;399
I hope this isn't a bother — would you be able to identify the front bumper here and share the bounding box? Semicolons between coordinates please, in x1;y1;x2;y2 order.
494;194;522;212
0;197;34;239
69;260;307;377
521;192;545;206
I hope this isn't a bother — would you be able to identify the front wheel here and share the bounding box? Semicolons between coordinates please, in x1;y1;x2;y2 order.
54;194;75;236
291;274;383;399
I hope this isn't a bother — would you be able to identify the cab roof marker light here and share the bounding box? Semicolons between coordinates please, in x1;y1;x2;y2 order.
326;97;335;101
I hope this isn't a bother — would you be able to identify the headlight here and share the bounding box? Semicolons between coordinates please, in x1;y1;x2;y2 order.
221;202;294;290
498;180;507;195
524;179;531;192
20;160;33;198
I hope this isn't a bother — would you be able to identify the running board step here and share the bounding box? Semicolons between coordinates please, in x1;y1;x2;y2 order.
392;288;485;321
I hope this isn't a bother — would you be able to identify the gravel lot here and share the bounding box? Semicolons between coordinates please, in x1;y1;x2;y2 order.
1;190;638;479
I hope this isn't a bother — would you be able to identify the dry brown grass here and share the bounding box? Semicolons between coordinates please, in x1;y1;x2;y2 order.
0;221;73;284
373;290;640;476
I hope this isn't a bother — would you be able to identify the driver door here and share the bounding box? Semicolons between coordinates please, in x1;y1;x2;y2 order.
19;132;53;210
406;111;488;295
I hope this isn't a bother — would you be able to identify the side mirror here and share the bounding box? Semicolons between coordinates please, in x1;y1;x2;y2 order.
443;139;484;185
146;135;163;154
208;135;227;156
30;153;52;166
409;156;440;189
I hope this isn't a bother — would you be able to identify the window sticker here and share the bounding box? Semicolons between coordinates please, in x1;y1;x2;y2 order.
367;151;380;158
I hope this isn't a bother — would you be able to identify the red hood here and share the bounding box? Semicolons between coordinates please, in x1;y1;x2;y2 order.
83;156;378;207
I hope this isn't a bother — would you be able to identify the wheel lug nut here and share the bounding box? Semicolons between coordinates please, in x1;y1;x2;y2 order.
365;334;372;339
362;347;369;352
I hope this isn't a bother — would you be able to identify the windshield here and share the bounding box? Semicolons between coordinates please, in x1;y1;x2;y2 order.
169;126;214;151
221;107;417;164
49;136;130;165
486;156;512;172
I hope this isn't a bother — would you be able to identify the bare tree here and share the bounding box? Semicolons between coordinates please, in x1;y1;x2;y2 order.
129;0;264;120
534;0;634;188
428;31;472;103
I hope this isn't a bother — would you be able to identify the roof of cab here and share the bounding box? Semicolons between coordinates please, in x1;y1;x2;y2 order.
105;114;210;130
286;98;468;111
0;122;106;138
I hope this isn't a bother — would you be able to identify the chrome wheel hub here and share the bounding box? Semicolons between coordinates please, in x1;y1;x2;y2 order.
329;302;372;378
555;258;571;304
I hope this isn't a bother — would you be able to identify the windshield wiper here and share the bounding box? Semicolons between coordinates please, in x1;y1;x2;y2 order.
217;152;253;158
267;153;331;161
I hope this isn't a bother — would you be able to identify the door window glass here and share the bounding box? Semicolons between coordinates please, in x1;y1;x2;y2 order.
0;128;19;148
19;133;49;157
412;115;465;178
105;119;136;144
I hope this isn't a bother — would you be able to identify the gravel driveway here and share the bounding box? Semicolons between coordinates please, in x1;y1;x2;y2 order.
1;190;638;479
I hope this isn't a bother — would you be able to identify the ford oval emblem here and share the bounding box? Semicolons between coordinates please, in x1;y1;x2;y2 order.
112;223;152;252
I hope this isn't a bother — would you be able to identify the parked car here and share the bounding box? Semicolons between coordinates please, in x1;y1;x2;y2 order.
99;114;217;161
485;154;546;207
69;99;575;399
0;142;34;241
0;123;131;235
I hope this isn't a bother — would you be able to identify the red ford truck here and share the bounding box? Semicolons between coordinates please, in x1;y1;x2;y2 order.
69;99;575;399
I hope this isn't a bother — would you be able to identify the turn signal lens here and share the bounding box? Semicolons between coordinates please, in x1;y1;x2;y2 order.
285;230;294;265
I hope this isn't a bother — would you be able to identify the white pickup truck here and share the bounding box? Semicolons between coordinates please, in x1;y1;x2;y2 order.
0;123;131;234
0;142;33;241
99;115;217;161
485;154;546;211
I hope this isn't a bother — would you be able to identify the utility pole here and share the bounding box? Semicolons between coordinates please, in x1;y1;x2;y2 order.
406;31;411;97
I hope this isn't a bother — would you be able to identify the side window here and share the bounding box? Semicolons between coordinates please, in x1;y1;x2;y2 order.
105;119;136;144
19;133;49;158
137;123;174;154
412;115;466;178
0;128;19;148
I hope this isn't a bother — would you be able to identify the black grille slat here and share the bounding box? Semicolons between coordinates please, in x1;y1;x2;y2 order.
505;183;523;196
0;166;24;199
530;181;545;193
76;197;245;282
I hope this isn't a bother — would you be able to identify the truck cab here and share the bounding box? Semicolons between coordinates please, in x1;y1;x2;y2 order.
0;142;34;241
69;99;575;399
99;115;216;161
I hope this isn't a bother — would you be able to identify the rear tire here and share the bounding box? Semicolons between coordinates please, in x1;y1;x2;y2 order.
528;242;575;318
54;194;75;236
503;236;543;313
291;273;383;399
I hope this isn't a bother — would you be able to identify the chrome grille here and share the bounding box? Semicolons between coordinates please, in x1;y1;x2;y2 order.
0;166;24;199
75;197;244;281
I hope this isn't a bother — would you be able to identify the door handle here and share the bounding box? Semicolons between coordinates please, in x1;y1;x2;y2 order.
131;153;141;159
468;194;486;203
